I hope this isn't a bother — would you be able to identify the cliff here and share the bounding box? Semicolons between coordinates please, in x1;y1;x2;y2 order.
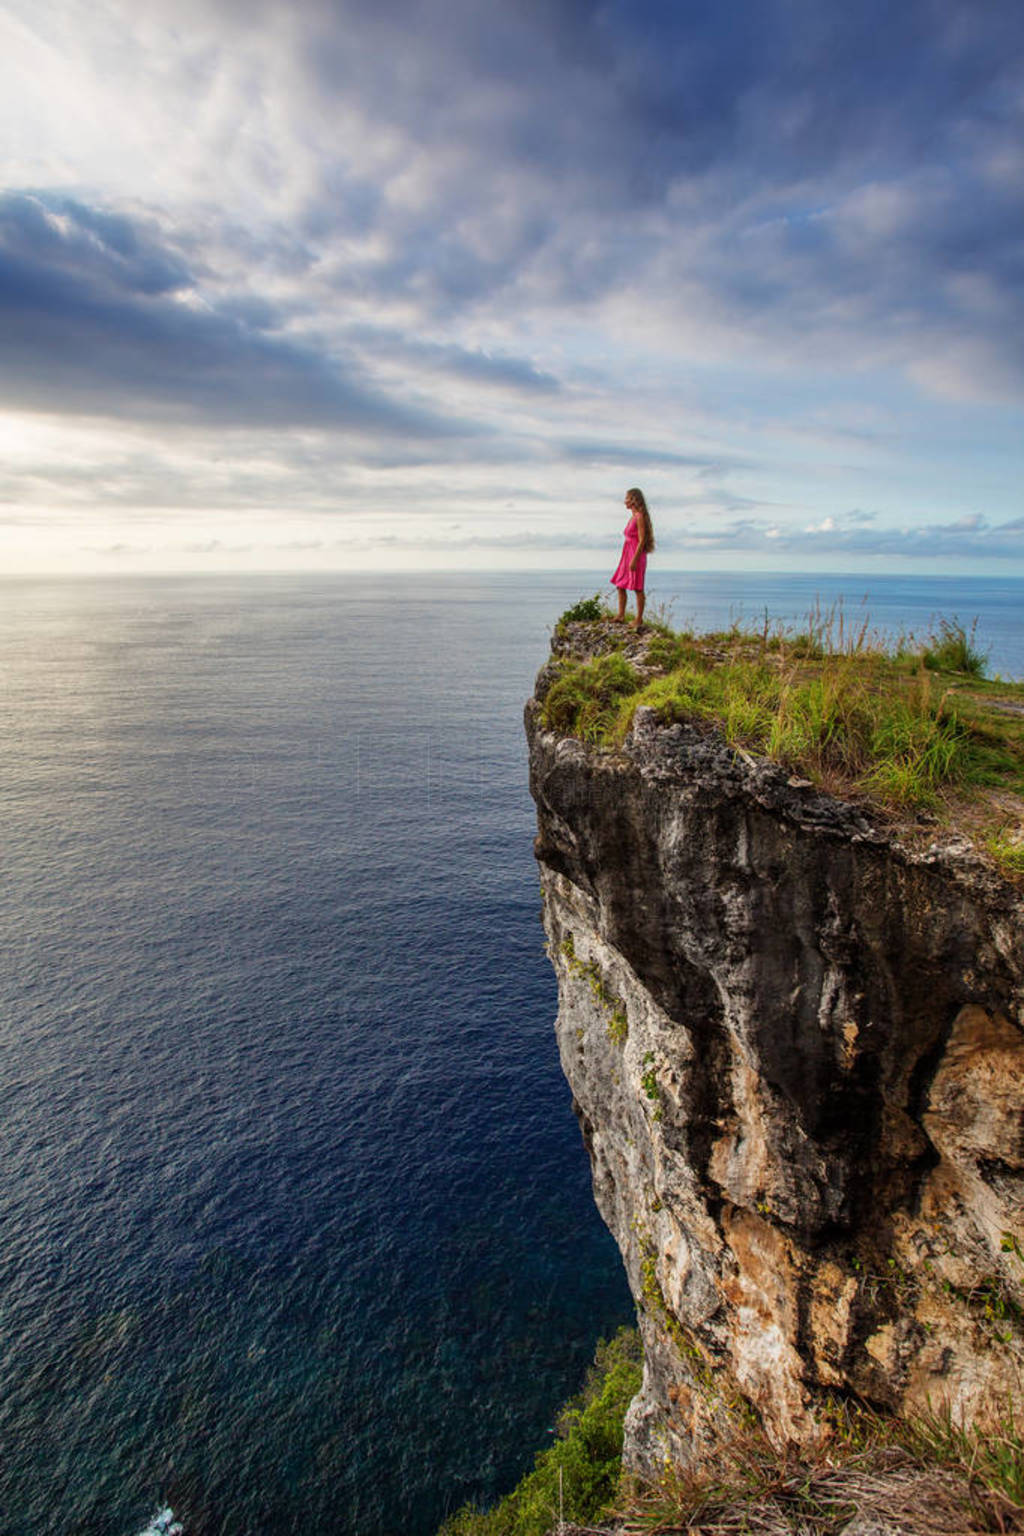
526;620;1024;1483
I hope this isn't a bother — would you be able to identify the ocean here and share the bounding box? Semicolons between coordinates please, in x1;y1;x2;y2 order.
1;570;1021;1536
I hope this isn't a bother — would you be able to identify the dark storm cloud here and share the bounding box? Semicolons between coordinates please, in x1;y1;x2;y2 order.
0;192;191;296
0;193;476;435
296;0;1023;194
279;0;1024;383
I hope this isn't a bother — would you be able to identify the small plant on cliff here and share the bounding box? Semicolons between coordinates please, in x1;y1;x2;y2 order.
640;1053;660;1101
607;1005;629;1046
1003;1230;1024;1267
560;934;629;1046
939;1265;1024;1344
555;593;608;629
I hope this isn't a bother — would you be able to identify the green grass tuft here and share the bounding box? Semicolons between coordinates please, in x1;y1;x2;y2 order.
890;1400;1024;1511
542;652;639;743
987;835;1024;877
922;617;989;677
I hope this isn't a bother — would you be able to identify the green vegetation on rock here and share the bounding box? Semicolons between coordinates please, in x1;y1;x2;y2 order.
558;933;630;1046
539;613;1024;858
544;652;639;743
554;594;611;631
438;1328;642;1536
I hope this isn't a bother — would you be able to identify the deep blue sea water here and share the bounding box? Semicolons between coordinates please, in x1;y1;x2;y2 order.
1;570;1021;1536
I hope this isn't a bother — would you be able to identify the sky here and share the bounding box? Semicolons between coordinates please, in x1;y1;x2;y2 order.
2;0;1024;576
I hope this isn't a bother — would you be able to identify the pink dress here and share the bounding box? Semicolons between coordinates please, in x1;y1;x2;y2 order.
611;517;646;591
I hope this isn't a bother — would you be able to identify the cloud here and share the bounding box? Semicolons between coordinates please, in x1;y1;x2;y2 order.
9;5;1024;377
91;0;1023;393
666;509;1024;562
341;325;559;394
557;441;750;473
2;0;1024;568
0;192;479;436
0;191;191;295
301;0;1024;399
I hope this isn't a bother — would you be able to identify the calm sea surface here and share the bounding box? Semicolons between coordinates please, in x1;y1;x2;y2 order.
1;570;1021;1536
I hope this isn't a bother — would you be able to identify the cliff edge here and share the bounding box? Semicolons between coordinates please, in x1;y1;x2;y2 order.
526;620;1024;1482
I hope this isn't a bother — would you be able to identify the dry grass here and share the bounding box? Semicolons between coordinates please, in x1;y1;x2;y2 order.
613;1463;1008;1534
606;1412;1024;1535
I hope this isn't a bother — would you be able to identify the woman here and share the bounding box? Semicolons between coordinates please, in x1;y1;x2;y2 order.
611;488;655;628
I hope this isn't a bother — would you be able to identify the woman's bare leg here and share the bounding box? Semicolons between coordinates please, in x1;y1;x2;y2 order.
633;590;645;628
614;587;627;621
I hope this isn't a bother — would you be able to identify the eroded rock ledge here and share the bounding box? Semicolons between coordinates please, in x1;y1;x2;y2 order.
526;623;1024;1480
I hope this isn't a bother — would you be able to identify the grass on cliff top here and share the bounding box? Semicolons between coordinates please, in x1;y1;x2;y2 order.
543;602;1024;857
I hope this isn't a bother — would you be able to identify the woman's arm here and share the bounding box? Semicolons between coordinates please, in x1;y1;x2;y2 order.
629;512;642;569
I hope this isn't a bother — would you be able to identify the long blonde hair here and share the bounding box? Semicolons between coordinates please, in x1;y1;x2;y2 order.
626;488;655;552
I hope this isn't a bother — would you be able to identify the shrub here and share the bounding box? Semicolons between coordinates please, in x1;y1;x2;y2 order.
439;1329;642;1536
556;593;607;628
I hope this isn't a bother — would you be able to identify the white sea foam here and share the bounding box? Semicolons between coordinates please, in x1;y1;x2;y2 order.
135;1509;183;1536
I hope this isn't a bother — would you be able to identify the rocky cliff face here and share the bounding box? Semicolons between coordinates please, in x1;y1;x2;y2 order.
527;624;1024;1480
